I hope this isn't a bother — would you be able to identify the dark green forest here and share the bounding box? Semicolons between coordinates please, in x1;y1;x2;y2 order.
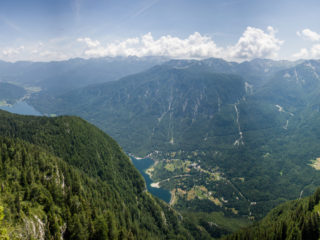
0;110;210;239
223;188;320;240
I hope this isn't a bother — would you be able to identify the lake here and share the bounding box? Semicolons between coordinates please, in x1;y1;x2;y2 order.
130;156;171;203
0;101;42;116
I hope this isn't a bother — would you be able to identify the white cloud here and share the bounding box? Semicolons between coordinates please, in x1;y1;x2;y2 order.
297;29;320;42
79;32;223;59
292;44;320;59
292;48;309;59
0;26;285;62
78;27;283;61
311;44;320;58
77;37;101;48
293;29;320;59
0;41;73;62
228;26;283;60
2;46;24;56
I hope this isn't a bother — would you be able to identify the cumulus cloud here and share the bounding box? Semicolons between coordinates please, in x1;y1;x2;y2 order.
292;45;320;59
297;29;320;42
228;26;283;60
310;44;320;58
78;27;283;61
78;32;223;59
0;41;72;62
1;26;285;62
2;46;24;56
292;48;309;59
77;37;101;48
293;29;320;59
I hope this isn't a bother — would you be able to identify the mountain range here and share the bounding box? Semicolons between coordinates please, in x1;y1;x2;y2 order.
25;57;320;219
2;56;320;239
0;56;167;96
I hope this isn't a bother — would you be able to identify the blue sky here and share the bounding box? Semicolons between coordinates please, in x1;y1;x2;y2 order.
1;0;320;61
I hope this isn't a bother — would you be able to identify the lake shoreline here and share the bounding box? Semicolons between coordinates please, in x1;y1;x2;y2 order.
130;155;171;203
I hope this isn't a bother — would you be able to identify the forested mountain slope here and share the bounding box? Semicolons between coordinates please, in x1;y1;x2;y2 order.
31;66;246;154
25;58;320;223
0;110;207;240
224;188;320;240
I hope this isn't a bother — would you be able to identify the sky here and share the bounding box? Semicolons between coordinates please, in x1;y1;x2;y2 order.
1;0;320;62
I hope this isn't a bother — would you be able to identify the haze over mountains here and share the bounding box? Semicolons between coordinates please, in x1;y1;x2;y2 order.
2;55;320;239
0;82;26;104
0;56;167;96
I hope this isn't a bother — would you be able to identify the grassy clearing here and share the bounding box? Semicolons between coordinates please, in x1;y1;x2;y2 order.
164;163;175;172
309;157;320;170
183;211;252;233
161;159;192;173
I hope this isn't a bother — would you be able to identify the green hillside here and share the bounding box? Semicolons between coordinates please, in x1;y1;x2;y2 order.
223;188;320;240
29;66;246;155
0;110;208;240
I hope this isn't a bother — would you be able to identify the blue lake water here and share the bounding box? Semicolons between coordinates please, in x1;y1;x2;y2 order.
0;101;41;116
130;156;171;203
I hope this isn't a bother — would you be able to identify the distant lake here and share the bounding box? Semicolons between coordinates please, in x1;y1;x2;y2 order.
0;101;41;116
131;156;171;203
